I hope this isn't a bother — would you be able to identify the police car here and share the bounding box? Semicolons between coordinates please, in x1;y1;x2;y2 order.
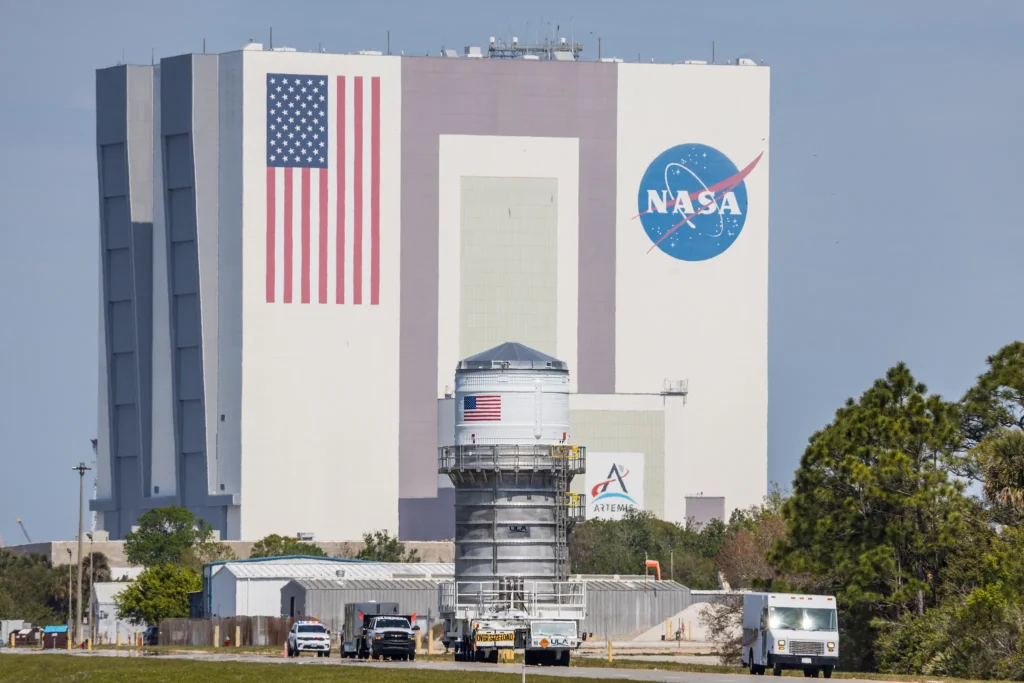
286;620;331;657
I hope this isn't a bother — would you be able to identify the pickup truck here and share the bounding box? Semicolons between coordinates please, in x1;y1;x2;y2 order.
340;602;420;661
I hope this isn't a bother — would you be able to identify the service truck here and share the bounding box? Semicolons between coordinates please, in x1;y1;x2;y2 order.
441;580;585;667
742;592;839;678
340;601;419;661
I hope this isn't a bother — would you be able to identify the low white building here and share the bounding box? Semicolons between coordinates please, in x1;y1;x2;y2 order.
91;581;146;642
203;556;453;617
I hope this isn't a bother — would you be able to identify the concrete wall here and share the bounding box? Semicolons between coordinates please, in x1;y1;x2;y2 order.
236;51;403;541
614;63;770;515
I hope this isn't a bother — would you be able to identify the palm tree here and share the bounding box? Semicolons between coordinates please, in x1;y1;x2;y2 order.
976;429;1024;510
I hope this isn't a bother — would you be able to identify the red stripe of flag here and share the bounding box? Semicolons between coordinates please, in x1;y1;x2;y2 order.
301;167;311;304
336;76;346;305
370;76;380;306
353;76;363;305
283;167;293;304
318;169;328;304
266;168;275;303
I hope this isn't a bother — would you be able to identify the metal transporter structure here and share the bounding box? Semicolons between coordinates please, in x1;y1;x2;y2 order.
437;342;588;666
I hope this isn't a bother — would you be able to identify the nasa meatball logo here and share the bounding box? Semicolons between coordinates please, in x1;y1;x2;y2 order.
636;143;763;262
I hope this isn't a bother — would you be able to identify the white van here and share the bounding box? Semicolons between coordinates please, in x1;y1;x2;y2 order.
741;592;839;678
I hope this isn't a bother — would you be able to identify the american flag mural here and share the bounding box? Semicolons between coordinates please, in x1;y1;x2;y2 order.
265;72;381;305
463;395;502;422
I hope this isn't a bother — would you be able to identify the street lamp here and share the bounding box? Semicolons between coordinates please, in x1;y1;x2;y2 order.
72;462;92;646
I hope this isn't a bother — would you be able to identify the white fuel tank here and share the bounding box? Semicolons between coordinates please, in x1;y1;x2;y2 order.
453;342;570;446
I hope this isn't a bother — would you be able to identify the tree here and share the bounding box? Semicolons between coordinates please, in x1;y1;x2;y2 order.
961;341;1024;447
249;534;327;559
0;551;63;624
771;363;973;671
976;428;1024;510
698;595;744;666
124;507;231;569
717;502;787;589
568;509;723;589
876;525;1024;680
114;564;201;626
355;530;420;563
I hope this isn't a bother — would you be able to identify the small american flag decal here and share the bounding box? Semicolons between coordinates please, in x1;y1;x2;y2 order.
463;395;501;422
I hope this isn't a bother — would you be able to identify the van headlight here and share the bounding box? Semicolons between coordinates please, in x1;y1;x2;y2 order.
827;642;835;648
777;639;785;650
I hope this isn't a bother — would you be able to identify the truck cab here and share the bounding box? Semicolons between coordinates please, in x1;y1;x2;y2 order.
525;619;578;666
742;593;839;678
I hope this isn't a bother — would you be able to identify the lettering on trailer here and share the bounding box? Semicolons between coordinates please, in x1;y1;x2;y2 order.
508;525;529;535
476;632;516;642
635;143;763;262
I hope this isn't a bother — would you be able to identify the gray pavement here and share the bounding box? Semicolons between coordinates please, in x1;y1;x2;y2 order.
0;647;883;682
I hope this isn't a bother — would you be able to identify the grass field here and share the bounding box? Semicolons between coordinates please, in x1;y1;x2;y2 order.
0;650;1006;683
0;655;584;683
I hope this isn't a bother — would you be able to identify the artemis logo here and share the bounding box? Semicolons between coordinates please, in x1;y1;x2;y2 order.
636;143;763;262
591;464;636;505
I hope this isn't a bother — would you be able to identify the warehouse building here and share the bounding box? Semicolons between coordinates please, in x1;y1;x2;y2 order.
201;555;695;641
201;556;451;619
90;37;769;541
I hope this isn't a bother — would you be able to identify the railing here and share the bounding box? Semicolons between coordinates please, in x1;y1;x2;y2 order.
438;444;586;475
564;492;586;521
439;579;587;620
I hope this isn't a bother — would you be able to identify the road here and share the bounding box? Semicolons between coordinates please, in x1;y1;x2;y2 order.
0;648;885;683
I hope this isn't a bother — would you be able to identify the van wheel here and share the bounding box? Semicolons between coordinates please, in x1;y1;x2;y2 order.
823;667;833;679
773;664;783;676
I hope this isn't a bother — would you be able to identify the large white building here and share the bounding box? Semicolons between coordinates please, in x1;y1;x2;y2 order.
91;39;769;541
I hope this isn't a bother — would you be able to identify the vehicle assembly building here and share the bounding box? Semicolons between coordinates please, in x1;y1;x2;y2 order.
91;37;770;541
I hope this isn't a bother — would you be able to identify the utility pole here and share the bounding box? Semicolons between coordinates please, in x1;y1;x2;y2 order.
66;548;73;634
73;462;92;646
87;532;95;644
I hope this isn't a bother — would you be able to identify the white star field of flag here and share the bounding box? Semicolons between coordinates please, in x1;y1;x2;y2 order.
267;74;330;169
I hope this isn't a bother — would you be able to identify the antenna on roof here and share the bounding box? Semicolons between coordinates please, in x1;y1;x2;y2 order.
151;48;154;65
712;40;716;64
203;38;206;54
387;30;391;56
269;26;273;50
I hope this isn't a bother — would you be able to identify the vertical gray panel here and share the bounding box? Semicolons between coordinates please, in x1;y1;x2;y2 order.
115;405;139;456
172;241;199;294
160;53;225;537
398;58;618;538
174;294;200;347
179;400;204;454
104;196;130;248
112;353;137;405
109;301;134;352
398;490;455;541
116;456;141;537
106;249;132;301
192;54;220;502
168;188;197;240
100;144;127;196
95;64;158;538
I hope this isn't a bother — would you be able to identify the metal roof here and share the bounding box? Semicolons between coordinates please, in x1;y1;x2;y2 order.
224;561;454;580
286;578;442;591
581;580;690;592
457;342;567;372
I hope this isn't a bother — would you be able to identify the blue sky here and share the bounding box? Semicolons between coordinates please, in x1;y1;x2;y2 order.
1;0;1022;544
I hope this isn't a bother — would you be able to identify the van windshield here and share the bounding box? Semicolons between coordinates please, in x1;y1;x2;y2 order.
769;607;836;632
